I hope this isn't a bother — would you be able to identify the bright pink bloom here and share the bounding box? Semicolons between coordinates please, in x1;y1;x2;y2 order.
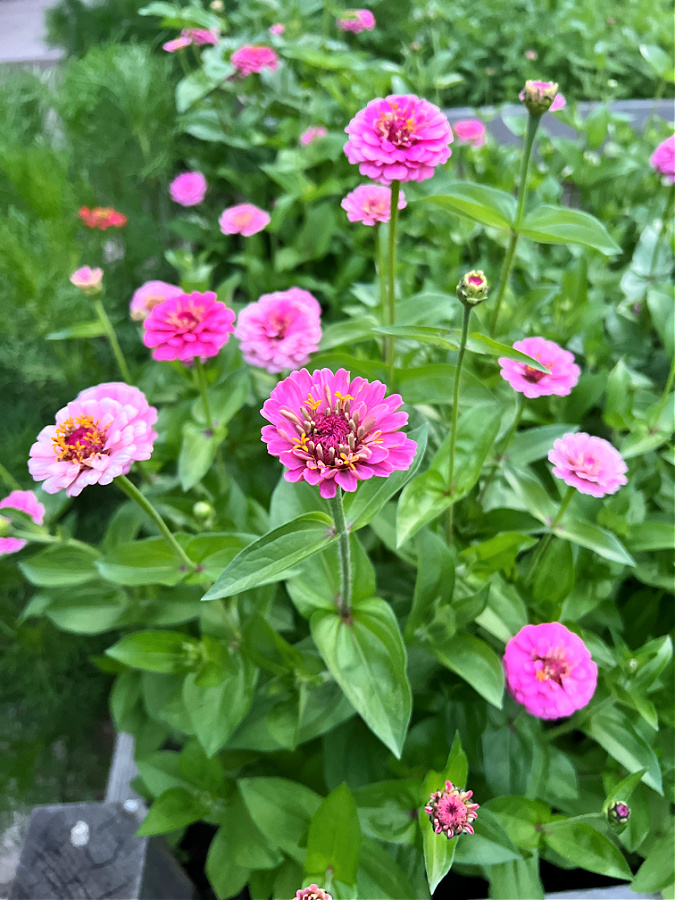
0;491;45;555
341;183;407;225
650;135;675;183
503;623;598;720
143;291;235;362
548;432;627;498
261;368;417;499
453;119;486;147
344;94;453;185
28;383;157;498
425;781;479;839
231;45;279;76
187;28;219;45
169;171;207;206
300;126;328;146
550;93;566;112
79;207;127;230
337;9;376;32
130;280;183;322
70;266;103;292
295;887;332;900
499;337;580;399
269;23;285;35
236;288;322;373
219;203;270;237
163;35;191;52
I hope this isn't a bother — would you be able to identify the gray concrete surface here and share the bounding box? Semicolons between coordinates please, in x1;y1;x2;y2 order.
0;0;62;66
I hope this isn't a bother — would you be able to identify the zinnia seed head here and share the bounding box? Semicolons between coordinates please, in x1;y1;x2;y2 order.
424;781;479;839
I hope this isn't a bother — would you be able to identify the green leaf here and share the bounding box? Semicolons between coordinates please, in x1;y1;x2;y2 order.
420;181;516;230
503;465;556;524
305;783;361;886
106;631;200;674
238;777;322;861
353;780;420;845
404;529;455;641
97;537;187;586
430;631;504;708
357;837;417;900
19;543;100;587
461;532;537;578
490;856;544;900
556;520;635;566
631;823;675;892
319;317;379;351
531;537;575;617
310;597;412;758
626;522;675;552
453;809;522;865
202;513;337;600
584;706;663;794
137;786;209;836
508;424;578;466
46;320;108;340
395;468;451;547
178;421;222;491
519;206;621;255
544;822;631;879
29;585;129;634
205;823;251;900
604;769;647;810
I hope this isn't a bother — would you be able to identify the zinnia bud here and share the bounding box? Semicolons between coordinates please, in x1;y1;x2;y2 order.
193;501;214;520
519;80;559;115
457;270;488;306
607;801;631;827
0;516;11;538
70;266;104;296
425;780;479;839
210;0;223;9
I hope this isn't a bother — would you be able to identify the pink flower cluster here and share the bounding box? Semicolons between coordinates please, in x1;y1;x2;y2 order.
29;383;157;497
341;183;407;225
503;623;597;719
231;45;279;76
300;126;328;146
0;491;45;555
261;368;417;498
425;781;479;839
143;291;235;362
169;172;207;206
219;203;270;236
163;29;219;52
130;281;183;322
337;9;376;32
548;433;627;498
499;337;580;398
453;119;486;147
344;94;453;185
650;135;675;183
236;288;322;373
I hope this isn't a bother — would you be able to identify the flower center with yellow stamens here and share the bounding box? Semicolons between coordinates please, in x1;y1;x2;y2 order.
167;302;204;332
534;650;570;686
52;415;109;464
376;104;417;147
522;358;551;383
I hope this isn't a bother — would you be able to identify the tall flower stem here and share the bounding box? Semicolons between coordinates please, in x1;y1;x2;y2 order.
92;295;132;383
526;484;575;583
445;303;472;541
194;358;215;433
386;180;402;381
116;474;195;570
328;489;352;614
489;113;541;336
478;393;525;503
648;182;675;276
0;462;21;491
376;224;389;364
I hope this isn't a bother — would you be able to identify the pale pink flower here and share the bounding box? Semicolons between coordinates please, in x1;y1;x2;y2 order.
503;623;598;719
499;337;580;399
236;288;322;373
219;203;270;237
70;266;103;292
337;9;376;32
143;291;235;362
187;28;219;45
163;35;191;52
650;135;675;183
0;490;45;555
261;368;417;499
524;49;538;60
230;45;279;76
300;126;328;146
269;23;285;35
344;94;453;185
28;383;157;498
519;80;559;114
130;280;183;322
550;93;567;112
452;119;487;147
548;433;627;498
295;887;332;900
425;781;479;839
169;171;208;206
341;183;407;225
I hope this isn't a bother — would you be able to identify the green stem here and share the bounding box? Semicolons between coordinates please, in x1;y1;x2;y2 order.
478;393;525;503
0;462;22;491
116;474;195;570
194;359;215;432
544;813;604;829
648;182;675;279
488;231;519;337
92;296;132;382
376;224;389;364
527;485;575;583
445;303;472;542
654;355;675;423
328;490;352;614
386;180;401;383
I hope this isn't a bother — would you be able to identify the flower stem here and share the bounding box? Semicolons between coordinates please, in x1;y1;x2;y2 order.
92;295;132;383
488;231;519;337
0;462;22;491
328;489;352;614
527;484;575;584
194;358;215;432
116;474;195;570
445;303;472;541
648;182;675;277
386;180;401;382
376;223;389;364
478;393;525;503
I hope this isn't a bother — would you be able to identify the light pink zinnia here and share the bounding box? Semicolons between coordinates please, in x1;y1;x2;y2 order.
425;781;479;839
28;383;157;498
503;623;598;720
143;291;235;363
230;45;279;76
344;94;453;185
300;126;328;146
169;172;207;206
261;368;417;499
130;280;184;322
295;887;332;900
499;337;580;398
219;203;271;237
452;119;486;147
269;23;285;35
70;266;103;292
0;490;45;555
187;28;219;45
548;432;627;498
341;183;407;225
236;288;322;373
650;135;675;183
337;9;376;32
163;35;191;52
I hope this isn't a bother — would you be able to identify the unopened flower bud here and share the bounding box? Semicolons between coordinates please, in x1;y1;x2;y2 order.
210;0;223;10
457;270;488;306
0;516;11;538
193;501;214;520
519;79;559;115
424;780;479;839
608;801;631;827
295;886;332;900
70;266;103;296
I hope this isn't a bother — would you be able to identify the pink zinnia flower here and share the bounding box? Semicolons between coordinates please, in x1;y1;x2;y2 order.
130;280;183;322
337;9;376;32
236;288;322;373
261;368;417;499
550;93;566;112
341;183;407;225
163;35;191;52
524;49;538;60
300;126;328;146
344;94;453;185
230;45;279;76
79;206;127;230
28;383;157;498
503;623;598;720
169;171;207;206
269;23;285;35
0;490;45;555
452;119;486;147
219;203;270;237
70;266;103;292
295;887;332;900
650;135;675;183
425;781;479;839
143;291;235;362
548;432;627;498
187;28;219;45
499;337;580;399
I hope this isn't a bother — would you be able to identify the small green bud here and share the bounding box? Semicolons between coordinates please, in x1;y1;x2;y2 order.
193;501;214;520
607;801;631;827
457;270;489;306
0;516;12;538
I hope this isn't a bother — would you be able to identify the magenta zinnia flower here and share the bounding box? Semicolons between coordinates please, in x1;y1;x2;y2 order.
300;126;328;146
337;9;376;32
341;183;407;225
261;368;417;498
219;203;271;237
130;280;184;322
344;94;453;185
143;291;235;362
0;490;45;555
503;623;598;719
548;432;627;498
28;383;157;498
236;288;322;373
650;135;675;183
169;171;207;206
231;45;279;76
295;887;332;900
499;337;580;398
453;119;486;147
425;781;479;839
